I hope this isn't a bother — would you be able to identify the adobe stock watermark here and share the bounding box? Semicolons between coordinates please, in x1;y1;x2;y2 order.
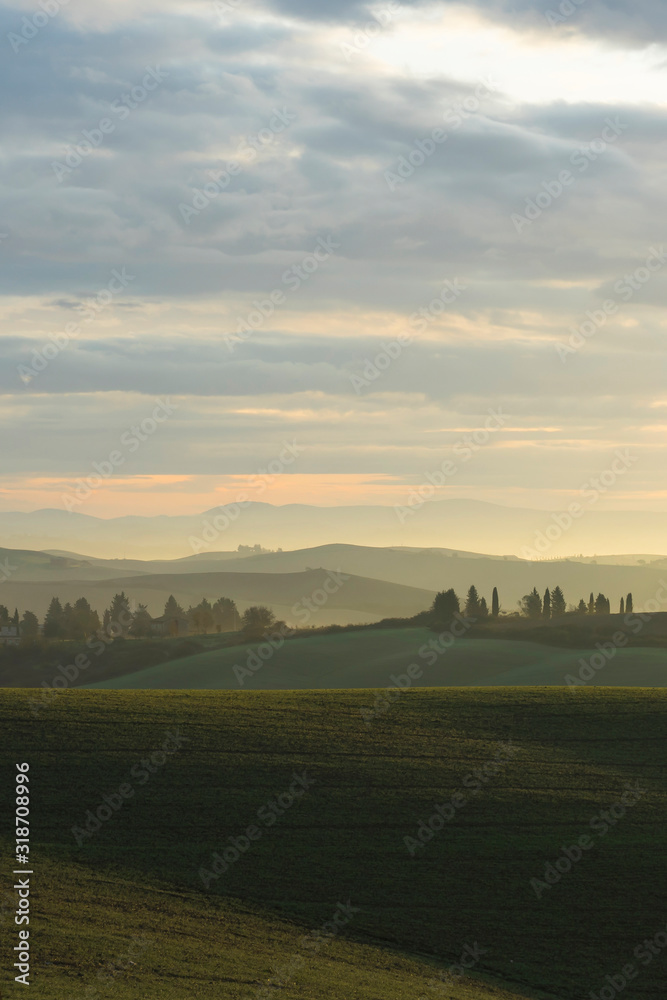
588;921;667;1000
385;78;497;191
556;246;667;361
224;236;340;351
17;267;135;384
179;107;297;224
81;935;152;1000
565;579;667;689
404;741;517;855
0;556;18;584
71;728;189;846
232;570;350;686
213;0;246;18
61;397;178;512
546;0;588;28
512;117;628;234
340;1;401;61
394;407;506;523
348;277;467;393
52;68;168;181
198;770;316;889
520;449;637;560
529;780;648;899
8;0;69;54
420;942;488;998
189;440;303;553
360;613;475;725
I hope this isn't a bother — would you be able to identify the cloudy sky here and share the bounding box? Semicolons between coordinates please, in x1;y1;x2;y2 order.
2;0;667;516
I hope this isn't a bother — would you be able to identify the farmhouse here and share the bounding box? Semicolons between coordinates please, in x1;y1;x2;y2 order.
150;615;189;638
0;625;20;646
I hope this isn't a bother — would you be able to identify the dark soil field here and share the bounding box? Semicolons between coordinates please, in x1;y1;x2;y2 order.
1;687;665;998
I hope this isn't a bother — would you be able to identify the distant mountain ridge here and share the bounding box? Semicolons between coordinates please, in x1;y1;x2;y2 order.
2;499;667;560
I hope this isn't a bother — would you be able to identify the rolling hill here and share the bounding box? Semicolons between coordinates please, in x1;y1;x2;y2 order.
85;629;667;690
0;568;435;625
4;541;667;621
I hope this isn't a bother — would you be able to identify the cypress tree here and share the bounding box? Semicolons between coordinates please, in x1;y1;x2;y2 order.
551;586;566;617
164;595;186;618
491;587;499;618
464;585;481;618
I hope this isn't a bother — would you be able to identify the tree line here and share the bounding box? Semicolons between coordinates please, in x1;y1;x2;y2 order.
1;593;239;641
429;586;635;622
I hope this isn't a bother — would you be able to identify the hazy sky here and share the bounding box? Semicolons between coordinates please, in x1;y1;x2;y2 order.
2;0;667;515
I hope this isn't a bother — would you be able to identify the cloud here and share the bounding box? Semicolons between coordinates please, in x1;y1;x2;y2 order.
258;0;667;45
2;0;667;506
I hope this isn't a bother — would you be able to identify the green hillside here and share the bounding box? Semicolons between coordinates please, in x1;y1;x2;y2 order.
85;629;667;690
0;688;664;998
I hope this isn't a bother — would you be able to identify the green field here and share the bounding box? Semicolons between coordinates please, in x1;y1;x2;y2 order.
83;628;667;690
1;688;665;999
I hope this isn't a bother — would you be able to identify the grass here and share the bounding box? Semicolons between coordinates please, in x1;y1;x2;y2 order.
82;628;667;689
0;687;665;998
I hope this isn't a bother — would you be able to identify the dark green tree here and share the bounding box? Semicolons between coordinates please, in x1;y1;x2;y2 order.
62;602;75;636
620;596;625;614
464;585;481;618
188;598;214;635
588;592;595;615
69;597;100;640
520;588;542;619
595;593;609;615
626;593;633;613
491;587;500;618
0;605;9;627
43;597;65;638
430;589;460;622
576;598;588;615
164;595;185;619
107;593;132;635
19;610;40;638
543;588;551;619
478;597;489;618
212;597;239;632
551;586;566;618
130;604;153;638
240;606;283;641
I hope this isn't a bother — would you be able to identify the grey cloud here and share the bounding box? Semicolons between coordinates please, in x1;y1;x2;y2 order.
2;332;667;405
261;0;667;44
